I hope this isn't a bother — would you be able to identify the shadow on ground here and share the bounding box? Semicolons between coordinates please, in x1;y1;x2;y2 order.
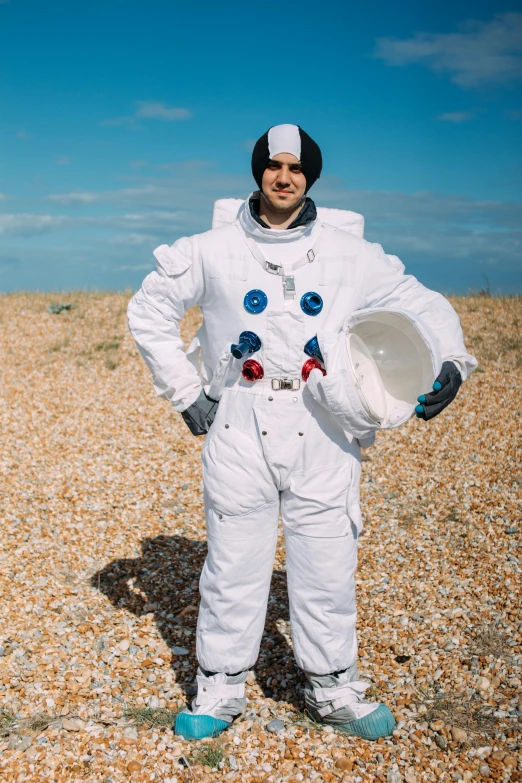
92;535;302;705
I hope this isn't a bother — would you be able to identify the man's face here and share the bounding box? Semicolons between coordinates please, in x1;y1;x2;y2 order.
261;152;307;213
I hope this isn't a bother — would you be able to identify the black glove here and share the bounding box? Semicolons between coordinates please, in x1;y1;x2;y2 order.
415;361;462;421
181;390;219;436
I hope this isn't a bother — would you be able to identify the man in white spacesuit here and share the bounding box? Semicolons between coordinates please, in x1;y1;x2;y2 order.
127;124;476;741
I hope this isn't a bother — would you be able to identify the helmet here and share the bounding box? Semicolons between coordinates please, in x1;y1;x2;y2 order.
308;308;441;439
343;309;441;428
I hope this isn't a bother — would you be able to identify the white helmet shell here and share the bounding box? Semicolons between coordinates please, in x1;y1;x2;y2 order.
345;308;441;428
309;309;441;439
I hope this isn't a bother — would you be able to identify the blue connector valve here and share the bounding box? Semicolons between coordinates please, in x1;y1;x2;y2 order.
301;291;323;316
231;331;262;359
244;289;268;314
304;335;323;363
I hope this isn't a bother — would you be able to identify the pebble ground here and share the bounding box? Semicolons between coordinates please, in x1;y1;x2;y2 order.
0;293;520;783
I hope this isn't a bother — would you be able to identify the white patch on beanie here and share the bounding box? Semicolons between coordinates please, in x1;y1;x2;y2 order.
267;124;301;160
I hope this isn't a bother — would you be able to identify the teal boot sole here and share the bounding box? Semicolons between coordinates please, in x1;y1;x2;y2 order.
174;712;230;740
337;704;396;740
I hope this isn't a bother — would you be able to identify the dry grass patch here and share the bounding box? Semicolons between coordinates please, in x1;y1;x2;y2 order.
192;739;226;769
0;710;61;737
472;624;513;660
419;690;498;742
123;705;179;729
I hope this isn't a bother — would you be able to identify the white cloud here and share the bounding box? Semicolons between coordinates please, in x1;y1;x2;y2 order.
101;115;136;128
16;130;32;139
0;192;8;201
46;191;101;205
129;160;148;168
103;101;192;127
112;263;155;271
0;214;71;236
108;233;159;246
437;112;474;123
8;174;521;281
374;12;522;87
55;155;72;165
135;101;192;121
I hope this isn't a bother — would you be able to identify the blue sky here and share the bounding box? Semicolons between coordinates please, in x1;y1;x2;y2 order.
1;0;521;294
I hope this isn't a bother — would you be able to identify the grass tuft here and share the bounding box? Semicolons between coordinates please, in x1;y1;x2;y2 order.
192;740;225;769
286;708;324;732
46;302;77;315
417;688;498;741
0;709;16;736
0;710;60;737
25;713;61;732
123;706;179;729
472;624;512;660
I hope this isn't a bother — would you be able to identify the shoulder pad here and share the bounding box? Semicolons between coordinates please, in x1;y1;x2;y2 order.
153;242;192;276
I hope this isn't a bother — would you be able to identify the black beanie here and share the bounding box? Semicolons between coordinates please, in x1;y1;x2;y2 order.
251;124;322;193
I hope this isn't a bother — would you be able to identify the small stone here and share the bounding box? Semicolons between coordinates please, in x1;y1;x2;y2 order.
62;718;85;731
399;616;409;627
9;735;32;751
233;735;241;745
504;756;518;768
335;757;353;771
123;726;139;743
266;719;285;734
148;695;160;709
434;734;447;750
171;646;189;655
404;769;417;783
387;771;403;783
322;725;335;734
443;641;456;651
450;726;468;743
246;670;256;685
478;676;490;691
430;720;444;731
505;527;518;534
127;761;142;774
118;639;130;652
478;763;492;777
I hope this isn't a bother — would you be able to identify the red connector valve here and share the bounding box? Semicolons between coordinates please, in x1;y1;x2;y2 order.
302;357;326;382
242;359;265;382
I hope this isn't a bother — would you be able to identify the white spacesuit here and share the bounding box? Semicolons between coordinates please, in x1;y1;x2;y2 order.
128;125;476;741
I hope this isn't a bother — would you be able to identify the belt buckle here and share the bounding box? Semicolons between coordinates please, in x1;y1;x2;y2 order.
271;378;300;391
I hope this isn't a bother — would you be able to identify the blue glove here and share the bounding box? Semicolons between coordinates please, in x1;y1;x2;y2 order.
415;361;462;421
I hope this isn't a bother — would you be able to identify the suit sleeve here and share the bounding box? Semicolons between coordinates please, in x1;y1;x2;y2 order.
360;242;477;381
127;234;205;412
